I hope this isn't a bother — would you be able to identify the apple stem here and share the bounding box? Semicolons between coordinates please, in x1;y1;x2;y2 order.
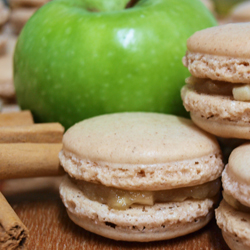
126;0;140;9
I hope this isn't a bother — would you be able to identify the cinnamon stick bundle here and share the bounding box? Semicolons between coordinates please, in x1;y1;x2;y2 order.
0;110;65;248
0;143;64;180
0;123;64;143
0;111;33;127
0;110;65;179
0;192;29;249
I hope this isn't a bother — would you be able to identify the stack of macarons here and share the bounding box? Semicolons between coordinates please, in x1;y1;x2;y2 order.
181;22;250;140
9;0;50;34
59;112;224;242
181;22;250;249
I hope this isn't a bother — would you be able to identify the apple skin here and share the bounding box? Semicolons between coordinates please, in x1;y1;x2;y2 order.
14;0;217;129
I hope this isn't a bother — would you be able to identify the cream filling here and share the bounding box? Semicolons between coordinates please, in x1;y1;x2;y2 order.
223;191;250;213
74;178;221;210
186;76;250;101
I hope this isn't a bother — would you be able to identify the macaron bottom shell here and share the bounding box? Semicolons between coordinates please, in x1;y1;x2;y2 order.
216;200;250;250
222;231;250;250
181;85;250;139
60;176;217;242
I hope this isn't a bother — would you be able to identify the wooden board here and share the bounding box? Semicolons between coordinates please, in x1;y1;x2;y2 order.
6;191;230;250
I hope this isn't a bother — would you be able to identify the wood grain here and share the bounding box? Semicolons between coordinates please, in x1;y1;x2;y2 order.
6;191;230;250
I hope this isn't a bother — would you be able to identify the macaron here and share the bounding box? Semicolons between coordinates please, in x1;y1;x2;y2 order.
0;36;17;99
59;112;224;242
200;0;214;13
0;54;15;99
0;0;9;29
229;1;250;23
215;142;250;250
181;23;250;139
9;7;37;34
0;35;7;55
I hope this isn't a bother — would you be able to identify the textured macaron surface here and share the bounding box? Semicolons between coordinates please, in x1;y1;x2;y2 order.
181;85;250;123
228;143;250;184
60;176;215;241
59;112;223;190
230;1;250;23
216;200;250;248
183;23;250;83
186;23;250;58
222;143;250;207
62;112;219;164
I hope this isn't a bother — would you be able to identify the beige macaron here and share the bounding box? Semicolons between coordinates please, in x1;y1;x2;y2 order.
0;0;9;29
0;35;7;55
229;1;250;23
200;0;214;13
0;36;17;99
59;112;224;242
181;23;250;139
9;7;37;34
216;142;250;250
0;54;15;99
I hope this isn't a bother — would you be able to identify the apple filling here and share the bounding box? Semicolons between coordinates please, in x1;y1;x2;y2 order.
223;191;250;213
186;76;250;101
73;178;221;210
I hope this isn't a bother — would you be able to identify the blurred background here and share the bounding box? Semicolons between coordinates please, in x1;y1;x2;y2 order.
0;0;249;113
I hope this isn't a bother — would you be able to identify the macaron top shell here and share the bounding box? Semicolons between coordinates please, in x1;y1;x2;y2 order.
186;23;250;58
183;23;250;83
230;1;250;23
62;112;219;165
222;143;250;207
0;0;9;26
228;143;250;184
60;112;223;190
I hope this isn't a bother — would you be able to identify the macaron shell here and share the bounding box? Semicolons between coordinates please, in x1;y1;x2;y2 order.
229;1;250;23
59;149;223;190
0;54;15;99
222;231;250;250
228;143;250;183
9;8;37;34
215;200;250;249
62;113;220;165
186;23;250;58
183;23;250;83
60;112;223;190
200;0;214;12
0;3;9;27
181;85;250;139
0;35;7;55
222;143;250;207
60;176;215;242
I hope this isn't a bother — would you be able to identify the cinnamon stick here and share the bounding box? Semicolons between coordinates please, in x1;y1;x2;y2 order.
0;177;63;196
0;143;64;180
0;123;64;143
0;111;34;127
0;192;29;249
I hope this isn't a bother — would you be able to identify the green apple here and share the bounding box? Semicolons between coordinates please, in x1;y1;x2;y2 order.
14;0;216;129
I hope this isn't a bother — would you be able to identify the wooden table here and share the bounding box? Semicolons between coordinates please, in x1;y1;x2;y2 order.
6;190;230;250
